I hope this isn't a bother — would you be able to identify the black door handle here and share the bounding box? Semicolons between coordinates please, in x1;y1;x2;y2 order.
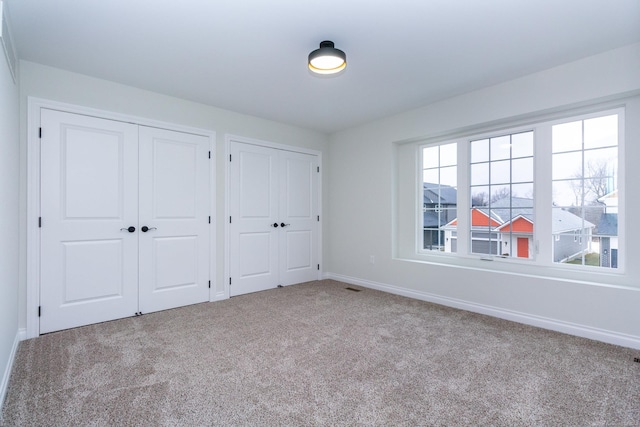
280;223;290;227
141;226;157;232
271;223;279;228
120;226;136;233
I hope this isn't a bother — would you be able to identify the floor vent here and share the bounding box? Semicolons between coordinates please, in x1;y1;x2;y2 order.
345;287;362;292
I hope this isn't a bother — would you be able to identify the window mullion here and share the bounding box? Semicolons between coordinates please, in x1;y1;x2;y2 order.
535;124;553;265
457;138;470;255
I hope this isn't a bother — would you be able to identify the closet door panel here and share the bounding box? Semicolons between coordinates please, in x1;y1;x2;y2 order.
229;142;279;296
40;109;139;333
138;126;210;313
279;150;319;285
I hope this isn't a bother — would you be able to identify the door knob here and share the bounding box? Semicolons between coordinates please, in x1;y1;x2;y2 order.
120;226;136;233
141;226;157;232
271;223;279;228
280;223;290;227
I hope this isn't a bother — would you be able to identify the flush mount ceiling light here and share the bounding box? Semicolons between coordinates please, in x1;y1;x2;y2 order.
308;40;346;75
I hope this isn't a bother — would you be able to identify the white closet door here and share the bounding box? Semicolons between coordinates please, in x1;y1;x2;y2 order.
229;142;279;296
40;109;139;333
229;142;319;296
138;127;210;313
279;150;319;285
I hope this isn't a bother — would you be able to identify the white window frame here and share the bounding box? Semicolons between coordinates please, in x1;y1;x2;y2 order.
416;107;624;274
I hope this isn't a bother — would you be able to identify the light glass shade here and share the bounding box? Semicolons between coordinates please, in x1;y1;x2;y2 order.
308;41;346;75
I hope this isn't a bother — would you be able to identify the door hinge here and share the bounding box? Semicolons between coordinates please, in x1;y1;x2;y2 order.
38;306;41;317
317;264;320;271
209;280;211;289
229;154;232;162
317;166;320;173
39;127;42;139
208;151;211;159
208;216;211;224
38;217;42;228
229;216;232;224
229;277;232;285
317;215;320;222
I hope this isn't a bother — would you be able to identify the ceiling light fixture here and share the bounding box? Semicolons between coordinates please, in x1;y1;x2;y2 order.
308;40;346;75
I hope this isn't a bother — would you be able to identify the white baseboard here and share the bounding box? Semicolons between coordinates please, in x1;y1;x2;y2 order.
0;328;23;415
325;273;640;350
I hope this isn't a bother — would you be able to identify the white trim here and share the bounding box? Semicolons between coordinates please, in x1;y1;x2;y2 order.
0;329;23;414
27;97;216;338
224;134;323;298
225;133;321;157
325;272;640;350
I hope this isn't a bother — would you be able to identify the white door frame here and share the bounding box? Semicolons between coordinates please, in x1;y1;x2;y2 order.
224;134;323;299
26;97;216;339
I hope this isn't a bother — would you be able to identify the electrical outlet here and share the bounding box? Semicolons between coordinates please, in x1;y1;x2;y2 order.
369;255;375;264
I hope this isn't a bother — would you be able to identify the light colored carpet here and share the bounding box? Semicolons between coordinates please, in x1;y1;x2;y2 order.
2;280;639;426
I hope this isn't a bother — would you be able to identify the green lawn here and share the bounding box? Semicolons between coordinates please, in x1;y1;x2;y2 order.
566;252;600;266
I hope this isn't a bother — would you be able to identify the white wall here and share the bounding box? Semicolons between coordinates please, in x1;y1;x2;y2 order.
0;43;20;406
327;43;640;348
17;61;329;330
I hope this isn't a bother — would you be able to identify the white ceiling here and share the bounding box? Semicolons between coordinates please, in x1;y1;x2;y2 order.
5;0;640;134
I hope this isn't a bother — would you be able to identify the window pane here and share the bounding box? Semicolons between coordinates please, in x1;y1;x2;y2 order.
512;131;533;158
423;146;439;169
423;168;439;184
490;185;511;204
471;163;489;186
469;129;534;258
552;180;582;207
584;114;617;149
471;139;489;163
421;142;458;253
490;135;511;160
440;166;457;187
552;121;582;153
490;160;511;185
471;186;489;207
552;151;582;180
511;186;534;207
512;157;533;183
552;113;619;269
440;143;457;166
511;182;533;199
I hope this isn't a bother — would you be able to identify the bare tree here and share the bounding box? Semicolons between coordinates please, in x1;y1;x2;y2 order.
490;187;511;203
571;159;615;205
585;159;613;201
471;192;488;207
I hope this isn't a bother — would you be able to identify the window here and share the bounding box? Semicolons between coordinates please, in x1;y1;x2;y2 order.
416;108;622;271
421;142;457;252
552;114;619;268
470;131;534;258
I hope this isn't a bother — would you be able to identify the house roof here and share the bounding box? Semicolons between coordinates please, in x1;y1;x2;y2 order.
441;195;595;233
423;183;457;228
423;183;457;205
551;208;595;233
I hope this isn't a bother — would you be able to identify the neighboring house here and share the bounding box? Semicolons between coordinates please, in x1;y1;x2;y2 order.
595;190;619;268
595;213;618;268
549;207;596;263
439;196;595;261
422;183;457;250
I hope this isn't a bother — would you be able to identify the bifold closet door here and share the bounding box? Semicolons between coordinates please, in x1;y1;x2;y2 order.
40;109;139;333
229;142;319;297
137;126;210;313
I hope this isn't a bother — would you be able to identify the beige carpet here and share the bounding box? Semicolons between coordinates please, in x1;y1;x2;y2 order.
2;280;639;426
